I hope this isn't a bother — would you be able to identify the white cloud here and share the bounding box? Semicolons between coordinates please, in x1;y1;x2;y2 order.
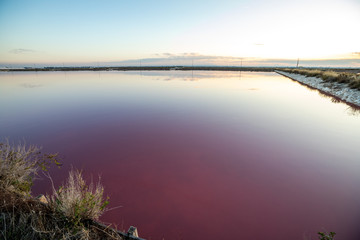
9;48;36;54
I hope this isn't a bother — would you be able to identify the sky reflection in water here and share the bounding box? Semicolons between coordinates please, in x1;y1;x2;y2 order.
1;71;360;240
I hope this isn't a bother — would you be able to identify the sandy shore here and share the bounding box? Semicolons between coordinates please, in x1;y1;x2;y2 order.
276;70;360;107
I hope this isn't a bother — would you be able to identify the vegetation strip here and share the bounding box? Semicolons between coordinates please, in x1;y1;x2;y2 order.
280;68;360;90
276;70;360;107
0;141;143;240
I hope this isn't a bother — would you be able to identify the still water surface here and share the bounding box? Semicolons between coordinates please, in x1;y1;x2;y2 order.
1;71;360;240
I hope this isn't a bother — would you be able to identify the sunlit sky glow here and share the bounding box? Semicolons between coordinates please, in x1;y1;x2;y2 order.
0;0;359;67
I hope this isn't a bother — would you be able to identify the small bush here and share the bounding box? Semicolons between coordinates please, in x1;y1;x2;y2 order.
48;169;109;226
337;73;352;83
318;231;336;240
0;141;60;194
349;79;360;89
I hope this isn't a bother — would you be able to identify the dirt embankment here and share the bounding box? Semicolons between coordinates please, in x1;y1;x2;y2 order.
276;70;360;108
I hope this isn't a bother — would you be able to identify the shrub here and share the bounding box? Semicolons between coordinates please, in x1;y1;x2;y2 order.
0;141;60;194
337;73;352;83
349;78;360;89
48;169;109;226
318;231;336;240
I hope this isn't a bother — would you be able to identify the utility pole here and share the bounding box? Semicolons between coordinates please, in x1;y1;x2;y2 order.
191;59;194;80
296;58;299;68
139;59;142;75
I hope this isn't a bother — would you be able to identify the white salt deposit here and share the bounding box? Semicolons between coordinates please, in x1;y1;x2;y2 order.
276;70;360;107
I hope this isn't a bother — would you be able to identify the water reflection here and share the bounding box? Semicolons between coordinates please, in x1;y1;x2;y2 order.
0;71;360;240
122;70;269;82
21;83;43;88
345;106;360;116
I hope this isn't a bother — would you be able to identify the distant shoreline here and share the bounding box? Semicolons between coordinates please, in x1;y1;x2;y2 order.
0;66;274;72
1;66;359;73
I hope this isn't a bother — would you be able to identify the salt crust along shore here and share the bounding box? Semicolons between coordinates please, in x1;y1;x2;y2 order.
275;70;360;107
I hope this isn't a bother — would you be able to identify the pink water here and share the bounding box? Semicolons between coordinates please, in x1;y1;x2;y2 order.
1;71;360;240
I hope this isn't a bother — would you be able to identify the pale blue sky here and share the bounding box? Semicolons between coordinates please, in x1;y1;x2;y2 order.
0;0;359;67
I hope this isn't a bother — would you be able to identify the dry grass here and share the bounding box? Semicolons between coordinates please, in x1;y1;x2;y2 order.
0;141;59;194
0;188;122;240
48;169;109;225
349;78;360;89
0;141;124;240
282;68;360;90
321;71;338;82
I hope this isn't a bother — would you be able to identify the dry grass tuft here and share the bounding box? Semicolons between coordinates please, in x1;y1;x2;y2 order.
0;141;123;240
321;71;338;82
0;141;59;194
0;188;121;240
349;78;360;89
48;169;109;225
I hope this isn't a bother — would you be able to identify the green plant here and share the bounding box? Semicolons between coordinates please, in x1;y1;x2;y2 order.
318;231;336;240
48;169;109;227
0;140;60;194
